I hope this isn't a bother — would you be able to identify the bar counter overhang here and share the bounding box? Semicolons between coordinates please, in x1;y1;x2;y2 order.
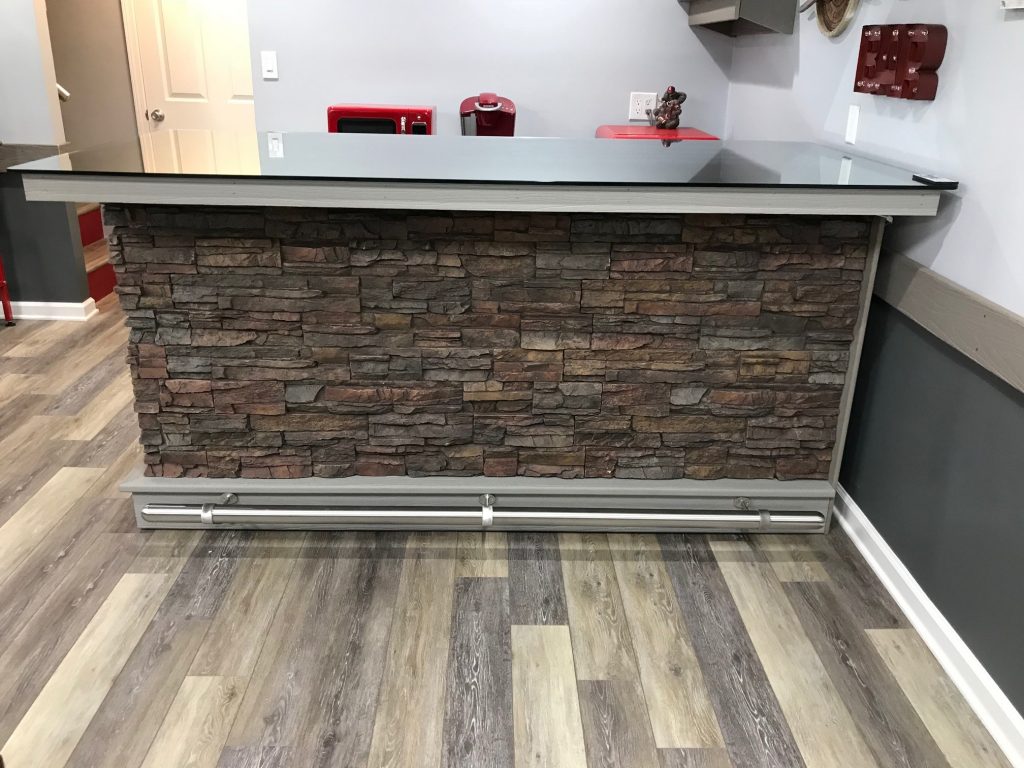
13;132;952;532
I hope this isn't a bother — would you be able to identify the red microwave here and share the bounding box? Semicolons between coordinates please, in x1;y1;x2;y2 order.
327;104;435;135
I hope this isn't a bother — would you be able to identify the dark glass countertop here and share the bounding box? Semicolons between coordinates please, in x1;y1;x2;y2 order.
10;130;956;190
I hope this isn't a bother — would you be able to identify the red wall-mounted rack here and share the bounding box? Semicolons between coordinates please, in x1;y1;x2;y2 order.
854;25;948;102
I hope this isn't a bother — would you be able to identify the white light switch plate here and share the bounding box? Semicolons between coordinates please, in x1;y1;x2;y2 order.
1002;0;1024;9
260;50;279;80
267;132;284;158
845;104;860;145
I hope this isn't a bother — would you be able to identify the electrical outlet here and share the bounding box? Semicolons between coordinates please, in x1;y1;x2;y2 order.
628;92;658;122
845;104;860;144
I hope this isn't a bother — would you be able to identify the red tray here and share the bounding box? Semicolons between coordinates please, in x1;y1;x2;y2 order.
595;125;719;141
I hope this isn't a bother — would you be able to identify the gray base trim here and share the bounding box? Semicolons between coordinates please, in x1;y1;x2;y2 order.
123;472;835;533
21;173;942;217
875;251;1024;395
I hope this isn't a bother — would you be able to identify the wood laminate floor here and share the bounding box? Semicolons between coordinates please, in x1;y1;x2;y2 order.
0;303;1011;768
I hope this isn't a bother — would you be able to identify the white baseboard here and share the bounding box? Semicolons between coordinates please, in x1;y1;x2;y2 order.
834;485;1024;768
11;298;98;321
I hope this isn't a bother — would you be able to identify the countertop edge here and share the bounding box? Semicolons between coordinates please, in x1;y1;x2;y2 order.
20;173;942;217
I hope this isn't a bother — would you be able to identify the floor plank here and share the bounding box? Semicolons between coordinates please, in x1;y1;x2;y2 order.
659;534;806;768
455;531;509;577
367;532;458;768
2;317;78;358
610;533;722;749
190;535;302;677
65;614;212;768
786;581;951;768
578;679;661;768
0;373;51;405
869;628;1012;768
216;747;294;768
295;532;406;766
823;527;908;629
442;577;514;768
754;534;830;583
43;347;125;416
87;441;144;500
711;538;879;768
129;529;204;574
227;533;405;766
65;531;255;768
658;748;734;768
62;400;140;469
0;495;119;647
0;466;106;584
0;572;172;768
0;320;47;355
0;429;99;522
511;624;588;768
509;531;569;625
41;373;134;441
559;532;637;680
162;530;253;620
141;675;246;768
0;524;142;744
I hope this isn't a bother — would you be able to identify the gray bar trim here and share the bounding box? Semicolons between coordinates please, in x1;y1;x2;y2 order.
20;173;943;217
123;472;835;532
139;504;826;533
830;216;885;485
874;251;1024;395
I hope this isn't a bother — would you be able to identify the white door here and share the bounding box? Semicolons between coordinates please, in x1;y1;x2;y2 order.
124;0;258;173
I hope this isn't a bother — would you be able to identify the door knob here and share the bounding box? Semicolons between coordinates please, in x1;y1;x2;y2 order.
150;108;165;122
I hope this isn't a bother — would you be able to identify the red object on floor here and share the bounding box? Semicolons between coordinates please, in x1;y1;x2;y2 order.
78;206;104;246
87;262;117;303
595;125;719;141
0;252;14;326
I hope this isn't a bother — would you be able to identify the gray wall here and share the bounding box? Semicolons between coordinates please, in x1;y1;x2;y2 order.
841;297;1024;712
45;0;138;150
727;3;1024;318
245;0;733;138
0;0;65;144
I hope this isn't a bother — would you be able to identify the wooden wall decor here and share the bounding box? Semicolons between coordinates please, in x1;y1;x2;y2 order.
854;25;949;102
816;0;860;37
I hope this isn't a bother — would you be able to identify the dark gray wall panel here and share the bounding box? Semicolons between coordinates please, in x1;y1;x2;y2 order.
0;169;88;304
841;298;1024;711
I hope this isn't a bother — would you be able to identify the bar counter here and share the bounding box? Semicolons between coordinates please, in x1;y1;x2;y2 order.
13;131;950;531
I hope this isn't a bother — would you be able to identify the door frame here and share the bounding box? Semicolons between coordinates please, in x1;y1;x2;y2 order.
119;0;153;138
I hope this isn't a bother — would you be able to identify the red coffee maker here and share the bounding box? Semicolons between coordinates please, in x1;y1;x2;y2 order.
460;93;516;136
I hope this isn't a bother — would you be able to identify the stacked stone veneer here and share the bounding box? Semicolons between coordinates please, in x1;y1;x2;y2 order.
106;205;870;480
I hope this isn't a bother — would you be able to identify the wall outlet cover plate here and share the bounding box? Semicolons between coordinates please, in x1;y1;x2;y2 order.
628;92;658;122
